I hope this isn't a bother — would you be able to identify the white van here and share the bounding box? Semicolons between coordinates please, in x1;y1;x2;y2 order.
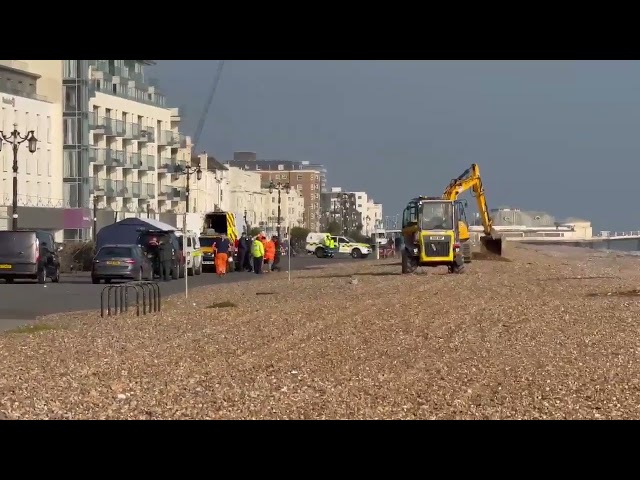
175;230;202;276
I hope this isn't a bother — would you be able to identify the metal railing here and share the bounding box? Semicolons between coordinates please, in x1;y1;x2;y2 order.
0;194;67;208
100;281;161;318
597;231;640;238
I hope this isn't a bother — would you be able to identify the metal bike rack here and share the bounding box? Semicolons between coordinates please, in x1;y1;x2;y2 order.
100;281;161;318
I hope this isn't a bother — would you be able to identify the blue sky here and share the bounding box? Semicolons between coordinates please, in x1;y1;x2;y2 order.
149;60;640;231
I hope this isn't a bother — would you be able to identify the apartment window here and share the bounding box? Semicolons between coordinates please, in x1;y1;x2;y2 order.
311;183;315;191
64;85;78;112
46;116;51;143
63;60;78;79
2;148;7;172
297;174;303;181
315;184;319;190
272;197;275;203
275;174;279;180
63;118;80;145
358;204;363;208
278;164;284;171
37;148;42;176
315;175;319;180
46;149;51;176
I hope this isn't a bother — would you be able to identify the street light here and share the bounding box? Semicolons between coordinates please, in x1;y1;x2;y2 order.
269;181;290;241
0;124;37;230
176;162;202;213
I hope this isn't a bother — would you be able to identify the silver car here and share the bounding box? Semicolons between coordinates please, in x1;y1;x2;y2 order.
91;244;153;284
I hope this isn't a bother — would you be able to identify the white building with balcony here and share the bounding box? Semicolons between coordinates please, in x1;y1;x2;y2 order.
0;60;63;237
260;187;305;236
366;200;383;234
60;60;192;240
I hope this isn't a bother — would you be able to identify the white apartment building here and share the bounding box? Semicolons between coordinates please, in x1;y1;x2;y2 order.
0;60;63;236
261;187;305;235
88;65;191;216
227;166;266;230
366;200;384;233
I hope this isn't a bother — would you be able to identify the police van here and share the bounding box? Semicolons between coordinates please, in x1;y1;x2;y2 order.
305;232;372;259
174;230;202;276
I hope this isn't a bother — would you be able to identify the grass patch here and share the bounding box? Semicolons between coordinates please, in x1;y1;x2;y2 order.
207;301;238;309
6;323;59;335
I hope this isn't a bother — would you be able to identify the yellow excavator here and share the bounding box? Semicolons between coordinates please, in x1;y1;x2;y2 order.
442;163;503;258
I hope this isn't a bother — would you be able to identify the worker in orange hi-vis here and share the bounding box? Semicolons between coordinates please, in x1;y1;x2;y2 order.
214;234;231;277
264;236;276;273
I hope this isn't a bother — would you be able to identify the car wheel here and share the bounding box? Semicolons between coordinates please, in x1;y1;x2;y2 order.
171;265;179;280
315;247;325;259
37;269;46;284
51;266;60;283
351;248;362;259
195;261;202;275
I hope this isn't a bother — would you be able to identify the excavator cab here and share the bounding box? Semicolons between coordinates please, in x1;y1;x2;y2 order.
401;197;466;274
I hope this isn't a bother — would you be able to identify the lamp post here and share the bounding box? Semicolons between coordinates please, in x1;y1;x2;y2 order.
0;124;38;231
92;196;99;243
269;181;290;241
177;163;202;213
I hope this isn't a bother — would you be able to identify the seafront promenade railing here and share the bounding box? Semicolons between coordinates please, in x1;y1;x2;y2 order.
596;231;640;238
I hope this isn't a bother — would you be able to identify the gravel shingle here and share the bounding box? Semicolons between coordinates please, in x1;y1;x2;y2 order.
1;243;639;419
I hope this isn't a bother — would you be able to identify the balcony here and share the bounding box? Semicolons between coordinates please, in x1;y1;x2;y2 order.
124;152;142;169
172;187;186;202
158;130;179;146
116;181;140;198
157;157;177;173
140;183;155;199
179;134;189;148
91;116;114;136
115;120;126;137
101;179;116;197
90;148;125;167
157;185;174;200
140;154;155;171
124;122;142;140
139;126;155;143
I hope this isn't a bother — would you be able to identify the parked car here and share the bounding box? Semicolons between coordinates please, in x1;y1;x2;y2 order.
137;230;185;280
91;244;153;284
0;230;61;284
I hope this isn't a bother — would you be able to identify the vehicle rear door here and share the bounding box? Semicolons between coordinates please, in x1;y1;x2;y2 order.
94;246;136;273
0;232;38;273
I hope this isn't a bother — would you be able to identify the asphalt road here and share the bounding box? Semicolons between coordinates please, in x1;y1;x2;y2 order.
0;255;365;331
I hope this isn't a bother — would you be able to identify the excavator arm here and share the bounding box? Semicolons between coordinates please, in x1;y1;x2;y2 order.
443;163;503;256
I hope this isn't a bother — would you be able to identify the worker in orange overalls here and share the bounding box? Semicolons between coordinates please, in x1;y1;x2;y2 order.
214;234;231;277
264;235;276;273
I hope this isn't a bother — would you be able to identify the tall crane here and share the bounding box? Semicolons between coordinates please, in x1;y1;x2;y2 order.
192;60;226;151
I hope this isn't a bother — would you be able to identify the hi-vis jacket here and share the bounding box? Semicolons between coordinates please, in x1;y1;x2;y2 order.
252;239;265;258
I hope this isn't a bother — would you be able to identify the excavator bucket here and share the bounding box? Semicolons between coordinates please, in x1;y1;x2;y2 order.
480;235;503;257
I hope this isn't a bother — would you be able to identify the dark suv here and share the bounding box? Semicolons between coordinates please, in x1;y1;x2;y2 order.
0;230;61;284
137;230;185;280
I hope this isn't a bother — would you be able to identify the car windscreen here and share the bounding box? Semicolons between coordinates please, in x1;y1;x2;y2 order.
0;232;36;256
199;237;218;248
97;246;134;258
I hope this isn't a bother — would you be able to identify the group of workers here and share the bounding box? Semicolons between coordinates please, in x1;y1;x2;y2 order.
209;232;282;276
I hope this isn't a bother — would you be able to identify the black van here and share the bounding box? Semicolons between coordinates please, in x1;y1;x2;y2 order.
0;230;61;284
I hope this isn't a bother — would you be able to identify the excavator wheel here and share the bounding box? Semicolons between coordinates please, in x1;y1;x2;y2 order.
480;235;503;257
401;251;418;274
